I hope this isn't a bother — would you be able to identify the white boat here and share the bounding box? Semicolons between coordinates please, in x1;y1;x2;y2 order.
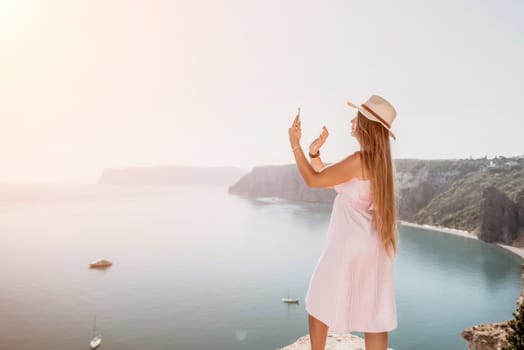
282;289;300;304
89;315;102;349
90;334;102;349
89;258;112;269
282;297;300;304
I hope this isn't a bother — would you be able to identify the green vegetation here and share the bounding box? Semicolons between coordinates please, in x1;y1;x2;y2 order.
398;156;524;232
503;300;524;350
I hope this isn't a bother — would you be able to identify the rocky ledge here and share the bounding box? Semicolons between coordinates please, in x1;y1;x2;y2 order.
277;331;395;350
461;262;524;350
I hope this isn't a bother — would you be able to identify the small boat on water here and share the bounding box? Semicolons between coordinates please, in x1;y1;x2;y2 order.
90;334;102;349
89;315;102;349
89;258;112;269
282;297;300;304
282;289;300;304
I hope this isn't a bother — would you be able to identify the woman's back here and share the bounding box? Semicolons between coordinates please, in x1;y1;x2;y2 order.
305;175;397;334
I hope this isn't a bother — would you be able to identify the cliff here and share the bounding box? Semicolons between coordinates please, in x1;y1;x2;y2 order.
479;187;524;245
228;156;524;248
227;164;336;203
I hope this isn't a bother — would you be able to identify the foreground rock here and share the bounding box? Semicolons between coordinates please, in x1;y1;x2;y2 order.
277;331;395;350
461;262;524;350
461;322;510;350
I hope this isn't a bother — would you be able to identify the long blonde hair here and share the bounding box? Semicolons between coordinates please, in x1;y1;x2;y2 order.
356;111;399;259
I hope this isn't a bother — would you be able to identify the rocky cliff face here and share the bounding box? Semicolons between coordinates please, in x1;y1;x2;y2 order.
461;262;524;350
394;158;482;220
228;156;524;247
228;164;337;203
479;187;522;245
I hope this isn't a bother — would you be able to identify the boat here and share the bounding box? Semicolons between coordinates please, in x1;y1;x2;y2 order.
282;289;300;304
89;315;102;349
90;334;102;349
89;258;112;269
282;297;300;304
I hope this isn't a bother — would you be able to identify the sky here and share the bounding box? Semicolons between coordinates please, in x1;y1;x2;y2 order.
1;0;523;184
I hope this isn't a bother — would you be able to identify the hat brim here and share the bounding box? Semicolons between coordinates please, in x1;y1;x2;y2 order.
346;101;396;140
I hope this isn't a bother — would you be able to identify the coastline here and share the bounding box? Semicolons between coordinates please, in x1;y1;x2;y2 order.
399;220;524;261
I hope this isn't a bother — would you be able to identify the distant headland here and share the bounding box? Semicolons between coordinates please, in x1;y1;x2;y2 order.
97;166;248;186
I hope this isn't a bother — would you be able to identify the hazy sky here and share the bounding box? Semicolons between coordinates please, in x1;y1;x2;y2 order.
1;0;523;184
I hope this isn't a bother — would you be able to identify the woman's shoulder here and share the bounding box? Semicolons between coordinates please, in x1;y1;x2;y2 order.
346;150;362;165
347;150;361;160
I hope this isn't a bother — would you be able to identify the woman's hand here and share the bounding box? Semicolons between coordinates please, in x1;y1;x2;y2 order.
309;126;329;154
288;111;302;148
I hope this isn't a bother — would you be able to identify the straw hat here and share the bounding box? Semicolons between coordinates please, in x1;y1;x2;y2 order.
346;95;397;140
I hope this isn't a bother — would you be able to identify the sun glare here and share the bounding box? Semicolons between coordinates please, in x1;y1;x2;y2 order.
0;0;22;25
0;0;41;48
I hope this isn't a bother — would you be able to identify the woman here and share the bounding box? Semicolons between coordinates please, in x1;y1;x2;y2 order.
288;95;399;350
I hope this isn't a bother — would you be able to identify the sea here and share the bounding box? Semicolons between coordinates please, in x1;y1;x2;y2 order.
0;184;522;350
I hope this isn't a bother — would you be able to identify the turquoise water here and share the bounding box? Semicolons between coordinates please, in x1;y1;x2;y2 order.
0;184;521;350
